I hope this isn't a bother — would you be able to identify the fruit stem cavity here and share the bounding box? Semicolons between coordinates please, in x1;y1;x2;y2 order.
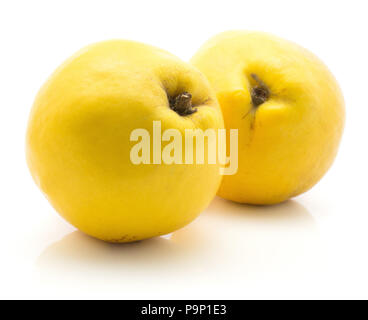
251;74;270;107
170;92;197;116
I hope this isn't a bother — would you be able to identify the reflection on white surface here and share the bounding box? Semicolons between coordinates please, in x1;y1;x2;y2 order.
37;197;324;298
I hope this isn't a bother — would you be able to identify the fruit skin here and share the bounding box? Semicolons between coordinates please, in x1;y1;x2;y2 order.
191;31;345;205
26;40;223;242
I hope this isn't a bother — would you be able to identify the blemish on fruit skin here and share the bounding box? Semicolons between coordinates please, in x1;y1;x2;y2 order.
242;109;252;120
201;97;212;106
241;103;257;131
106;234;144;243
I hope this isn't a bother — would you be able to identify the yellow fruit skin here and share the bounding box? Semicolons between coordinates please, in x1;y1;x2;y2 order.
26;40;223;242
191;31;345;205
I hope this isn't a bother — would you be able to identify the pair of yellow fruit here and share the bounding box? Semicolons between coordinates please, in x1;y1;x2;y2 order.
26;31;345;243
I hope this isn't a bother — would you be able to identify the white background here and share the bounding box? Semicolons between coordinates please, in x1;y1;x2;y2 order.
0;0;367;299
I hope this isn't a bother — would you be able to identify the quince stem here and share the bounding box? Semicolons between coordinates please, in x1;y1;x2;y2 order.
170;92;197;116
251;74;270;107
